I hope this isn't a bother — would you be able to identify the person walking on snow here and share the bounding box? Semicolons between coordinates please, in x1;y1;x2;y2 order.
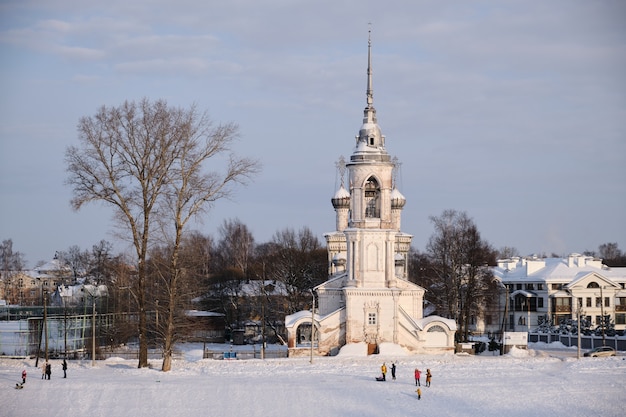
414;368;421;386
416;387;422;400
391;362;396;381
425;369;432;387
62;359;67;378
41;362;46;379
381;363;387;381
45;361;51;380
21;369;27;384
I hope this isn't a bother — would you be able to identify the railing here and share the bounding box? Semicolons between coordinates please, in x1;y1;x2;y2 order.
203;348;288;360
529;332;626;351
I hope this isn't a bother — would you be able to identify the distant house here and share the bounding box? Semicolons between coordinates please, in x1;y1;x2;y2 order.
0;257;72;306
184;310;226;343
488;253;626;335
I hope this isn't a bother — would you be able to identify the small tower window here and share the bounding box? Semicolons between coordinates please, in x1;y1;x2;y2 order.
364;177;380;218
369;137;374;146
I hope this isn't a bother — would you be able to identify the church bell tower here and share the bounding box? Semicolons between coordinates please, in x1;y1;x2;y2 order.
328;29;411;288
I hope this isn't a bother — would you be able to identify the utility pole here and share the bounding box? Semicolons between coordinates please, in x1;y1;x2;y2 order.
44;290;49;362
310;289;315;364
600;286;606;346
92;300;96;367
577;299;582;360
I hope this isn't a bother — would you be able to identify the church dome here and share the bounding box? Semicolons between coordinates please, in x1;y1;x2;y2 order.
390;188;406;209
331;186;351;209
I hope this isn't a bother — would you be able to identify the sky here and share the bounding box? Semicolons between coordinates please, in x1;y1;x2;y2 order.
1;1;625;268
1;342;625;417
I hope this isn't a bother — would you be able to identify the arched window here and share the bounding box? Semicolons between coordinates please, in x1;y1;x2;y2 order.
587;282;600;288
427;325;445;332
364;177;380;218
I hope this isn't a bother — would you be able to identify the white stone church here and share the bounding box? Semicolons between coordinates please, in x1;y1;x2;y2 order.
286;34;456;357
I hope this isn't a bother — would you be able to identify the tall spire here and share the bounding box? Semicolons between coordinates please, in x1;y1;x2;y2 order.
366;24;373;108
364;24;377;125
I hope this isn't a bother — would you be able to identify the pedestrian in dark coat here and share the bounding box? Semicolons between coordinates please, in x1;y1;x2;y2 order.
425;369;432;387
62;359;67;378
45;362;51;380
391;362;396;380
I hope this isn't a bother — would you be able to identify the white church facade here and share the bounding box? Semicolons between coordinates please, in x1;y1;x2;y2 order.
286;34;456;357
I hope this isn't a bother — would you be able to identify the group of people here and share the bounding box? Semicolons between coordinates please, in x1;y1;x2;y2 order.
414;368;432;400
41;361;52;380
378;362;433;399
17;359;68;387
378;362;397;381
413;367;432;387
40;359;68;379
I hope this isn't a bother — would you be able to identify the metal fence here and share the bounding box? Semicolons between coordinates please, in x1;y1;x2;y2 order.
529;333;626;351
204;348;288;360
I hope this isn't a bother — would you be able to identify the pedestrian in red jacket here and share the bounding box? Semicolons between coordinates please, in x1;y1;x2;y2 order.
414;368;421;386
21;369;27;384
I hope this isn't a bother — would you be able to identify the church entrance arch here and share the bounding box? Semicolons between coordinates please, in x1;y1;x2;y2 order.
295;322;318;347
424;324;449;347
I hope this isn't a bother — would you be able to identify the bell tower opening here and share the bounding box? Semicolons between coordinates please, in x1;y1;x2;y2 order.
364;176;380;218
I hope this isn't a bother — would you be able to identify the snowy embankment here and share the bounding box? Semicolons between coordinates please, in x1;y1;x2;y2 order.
0;342;624;417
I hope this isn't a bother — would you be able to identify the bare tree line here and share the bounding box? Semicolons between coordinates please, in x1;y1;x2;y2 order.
4;98;626;370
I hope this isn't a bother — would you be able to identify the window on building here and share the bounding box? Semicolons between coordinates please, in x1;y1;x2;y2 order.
538;298;544;308
364;177;380;218
587;282;600;288
586;297;592;307
537;284;543;290
516;284;522;290
595;315;602;325
526;283;534;290
596;297;602;308
604;297;610;307
551;283;561;290
368;312;377;325
616;314;626;325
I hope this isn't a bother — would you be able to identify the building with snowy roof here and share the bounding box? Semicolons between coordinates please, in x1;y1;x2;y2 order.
491;253;626;335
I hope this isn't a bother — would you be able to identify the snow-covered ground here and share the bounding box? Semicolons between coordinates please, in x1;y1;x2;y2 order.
1;342;624;417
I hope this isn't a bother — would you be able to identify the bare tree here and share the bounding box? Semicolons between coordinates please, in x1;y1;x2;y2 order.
57;245;90;283
426;210;495;342
265;227;327;314
0;239;25;304
157;124;258;371
215;218;255;275
65;98;258;369
598;243;625;266
496;246;519;260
